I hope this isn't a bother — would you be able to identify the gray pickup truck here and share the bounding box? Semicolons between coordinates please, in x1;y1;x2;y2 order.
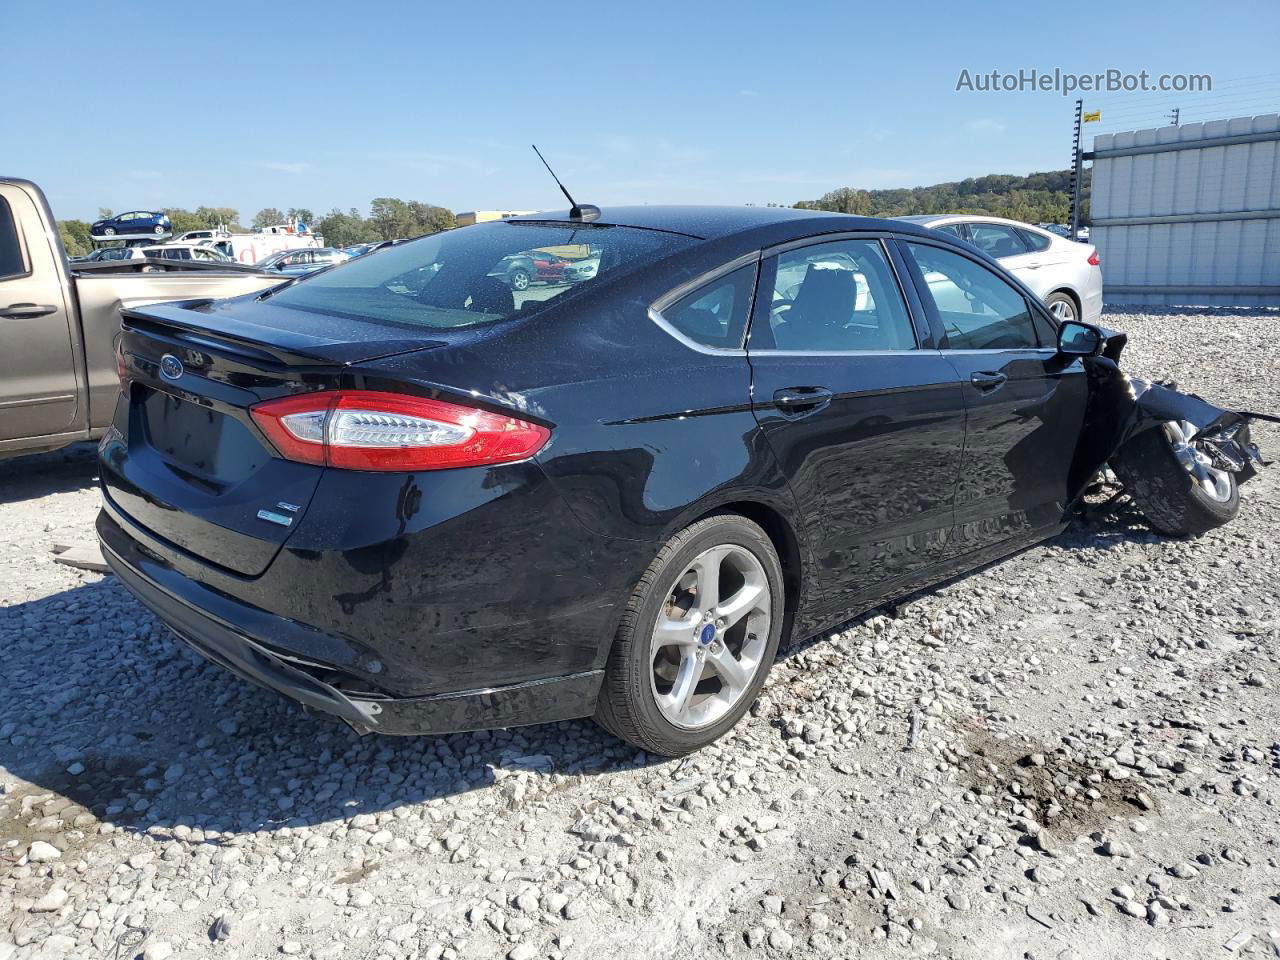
0;177;285;460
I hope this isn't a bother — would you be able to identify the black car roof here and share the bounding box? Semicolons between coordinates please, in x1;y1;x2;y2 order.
510;205;924;242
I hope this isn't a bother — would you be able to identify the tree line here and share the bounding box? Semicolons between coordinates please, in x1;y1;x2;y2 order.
54;169;1092;257
57;198;456;256
794;169;1091;225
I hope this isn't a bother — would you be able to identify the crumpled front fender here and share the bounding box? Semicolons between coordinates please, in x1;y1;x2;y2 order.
1067;351;1270;506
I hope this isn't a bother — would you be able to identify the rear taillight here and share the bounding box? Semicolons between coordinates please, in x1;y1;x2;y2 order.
249;390;550;471
1087;248;1101;267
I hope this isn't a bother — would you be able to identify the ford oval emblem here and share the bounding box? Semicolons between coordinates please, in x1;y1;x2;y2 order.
159;354;184;380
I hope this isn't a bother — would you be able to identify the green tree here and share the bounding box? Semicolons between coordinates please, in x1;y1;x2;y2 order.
286;207;315;227
58;220;93;256
368;198;412;240
408;201;455;235
315;208;379;247
253;207;286;229
195;206;239;229
97;207;113;220
162;208;205;235
369;197;455;240
794;168;1091;225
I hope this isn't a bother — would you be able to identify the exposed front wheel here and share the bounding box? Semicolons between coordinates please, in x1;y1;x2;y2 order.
595;514;785;756
1111;420;1240;536
508;268;531;291
102;227;115;236
154;225;165;234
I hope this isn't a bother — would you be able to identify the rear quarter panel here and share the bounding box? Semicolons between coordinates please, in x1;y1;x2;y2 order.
366;243;816;616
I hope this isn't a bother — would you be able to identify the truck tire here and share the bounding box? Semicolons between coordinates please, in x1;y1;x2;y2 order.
595;514;785;756
1111;421;1239;536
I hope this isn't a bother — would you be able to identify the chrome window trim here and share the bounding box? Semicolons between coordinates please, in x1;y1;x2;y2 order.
648;250;761;356
651;250;761;314
647;306;747;357
760;228;903;259
941;347;1058;355
745;347;941;357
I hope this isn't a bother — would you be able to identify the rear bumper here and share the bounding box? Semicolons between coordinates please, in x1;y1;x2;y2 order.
99;516;604;736
1082;280;1104;325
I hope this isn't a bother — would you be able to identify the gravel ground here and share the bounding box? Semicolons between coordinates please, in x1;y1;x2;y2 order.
2;308;1279;960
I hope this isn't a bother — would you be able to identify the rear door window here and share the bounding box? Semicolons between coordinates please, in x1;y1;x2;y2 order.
966;224;1029;259
1017;228;1052;253
656;264;756;350
904;243;1039;349
754;238;916;351
0;198;27;280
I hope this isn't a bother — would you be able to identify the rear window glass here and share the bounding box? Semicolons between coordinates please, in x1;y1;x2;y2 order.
268;222;693;329
0;197;26;279
1017;228;1052;253
660;264;756;349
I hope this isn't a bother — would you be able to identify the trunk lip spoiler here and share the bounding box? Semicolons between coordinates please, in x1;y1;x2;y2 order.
121;301;446;367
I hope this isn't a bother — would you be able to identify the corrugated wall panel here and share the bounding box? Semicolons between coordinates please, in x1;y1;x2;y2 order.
1091;113;1280;307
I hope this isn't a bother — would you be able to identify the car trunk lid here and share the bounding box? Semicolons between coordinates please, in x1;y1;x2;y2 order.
100;300;445;577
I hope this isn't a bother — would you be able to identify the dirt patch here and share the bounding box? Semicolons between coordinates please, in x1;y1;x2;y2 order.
956;721;1152;837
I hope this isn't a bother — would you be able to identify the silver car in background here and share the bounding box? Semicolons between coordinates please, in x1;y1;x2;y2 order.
896;215;1102;324
256;247;351;277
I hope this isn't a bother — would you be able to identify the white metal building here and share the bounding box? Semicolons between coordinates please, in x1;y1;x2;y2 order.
1088;113;1280;307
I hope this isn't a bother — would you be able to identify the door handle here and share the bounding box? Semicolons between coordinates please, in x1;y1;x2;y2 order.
773;386;833;414
1022;261;1043;269
0;303;57;319
969;371;1008;392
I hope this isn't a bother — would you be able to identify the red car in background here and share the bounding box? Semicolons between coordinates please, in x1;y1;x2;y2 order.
492;249;572;290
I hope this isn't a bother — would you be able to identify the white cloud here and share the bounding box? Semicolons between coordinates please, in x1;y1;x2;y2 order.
261;161;313;174
964;118;1006;134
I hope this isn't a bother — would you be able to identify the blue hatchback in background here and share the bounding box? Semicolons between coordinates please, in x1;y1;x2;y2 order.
89;210;171;238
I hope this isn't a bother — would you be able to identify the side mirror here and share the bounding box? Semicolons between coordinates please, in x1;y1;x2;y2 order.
1057;320;1103;356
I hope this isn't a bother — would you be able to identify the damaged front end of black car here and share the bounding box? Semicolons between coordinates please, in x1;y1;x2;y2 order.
1064;320;1270;536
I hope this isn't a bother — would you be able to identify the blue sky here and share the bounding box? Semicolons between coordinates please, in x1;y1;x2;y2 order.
7;0;1279;221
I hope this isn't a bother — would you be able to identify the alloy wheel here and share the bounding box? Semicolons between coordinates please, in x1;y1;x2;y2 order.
1049;298;1077;322
649;544;771;730
1163;419;1233;502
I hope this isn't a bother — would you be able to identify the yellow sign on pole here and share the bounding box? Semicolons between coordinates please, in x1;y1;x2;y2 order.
1083;110;1101;123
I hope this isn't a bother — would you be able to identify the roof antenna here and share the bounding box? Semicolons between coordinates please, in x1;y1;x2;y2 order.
531;145;600;223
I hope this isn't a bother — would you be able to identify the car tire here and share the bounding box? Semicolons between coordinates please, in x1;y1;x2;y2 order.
154;225;165;235
102;227;115;236
1110;422;1240;536
1044;291;1078;323
594;514;785;756
508;268;531;291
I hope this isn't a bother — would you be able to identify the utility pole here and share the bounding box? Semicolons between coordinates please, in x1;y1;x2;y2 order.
1168;107;1180;126
1069;99;1083;238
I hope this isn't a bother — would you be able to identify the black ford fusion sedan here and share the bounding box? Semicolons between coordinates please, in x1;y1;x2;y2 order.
97;205;1257;756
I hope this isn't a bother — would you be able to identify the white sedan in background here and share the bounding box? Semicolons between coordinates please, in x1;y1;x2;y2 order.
896;215;1102;324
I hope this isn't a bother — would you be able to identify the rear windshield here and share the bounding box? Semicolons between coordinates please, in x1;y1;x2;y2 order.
267;221;693;329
